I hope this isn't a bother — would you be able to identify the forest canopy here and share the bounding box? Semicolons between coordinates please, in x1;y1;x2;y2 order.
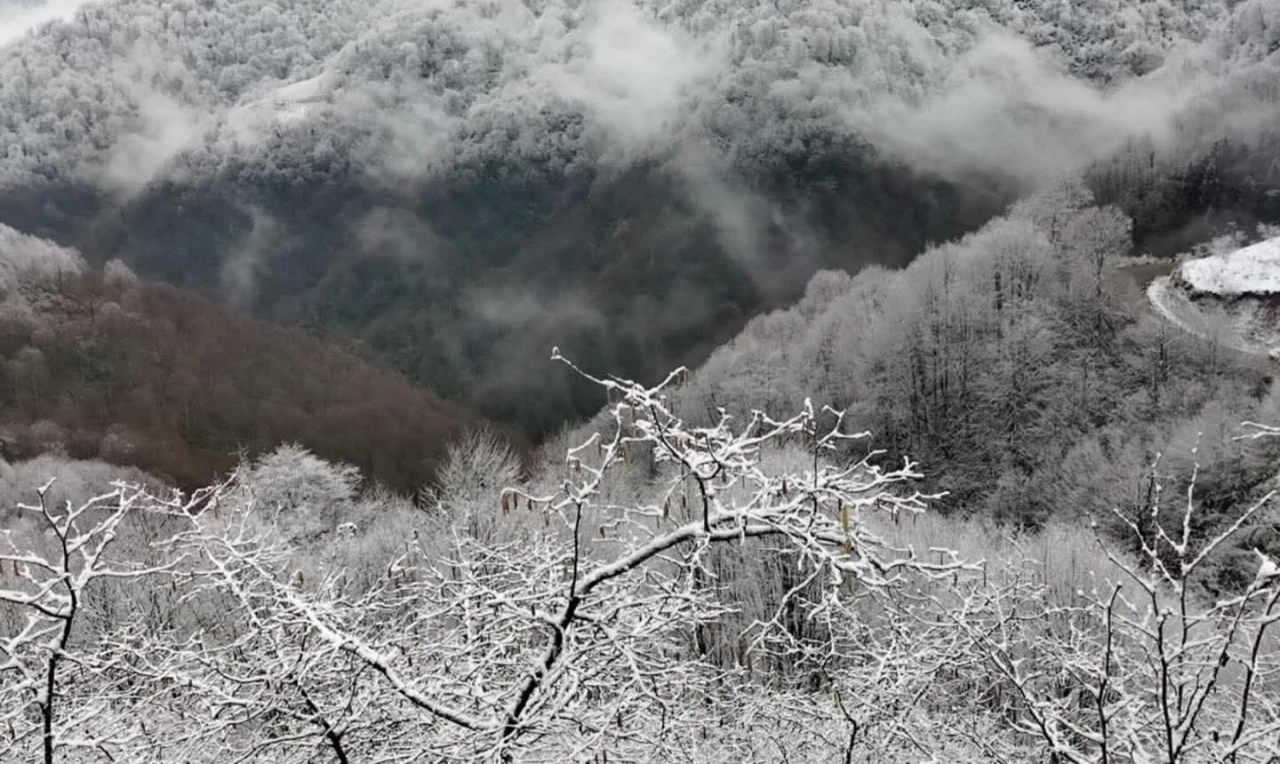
0;222;513;491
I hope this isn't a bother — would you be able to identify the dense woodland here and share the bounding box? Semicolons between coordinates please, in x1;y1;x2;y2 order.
0;0;1237;183
2;0;1280;761
2;174;1278;764
0;223;510;492
664;182;1280;588
1;343;1279;762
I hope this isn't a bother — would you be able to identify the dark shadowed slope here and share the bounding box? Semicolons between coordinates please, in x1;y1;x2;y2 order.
0;232;519;492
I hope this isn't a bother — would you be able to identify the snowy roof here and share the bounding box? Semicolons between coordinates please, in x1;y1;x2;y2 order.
1179;236;1280;296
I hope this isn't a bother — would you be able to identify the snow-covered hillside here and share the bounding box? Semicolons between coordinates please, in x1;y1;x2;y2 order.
2;0;1279;438
0;0;1269;191
1179;235;1280;296
1148;233;1280;357
0;220;83;314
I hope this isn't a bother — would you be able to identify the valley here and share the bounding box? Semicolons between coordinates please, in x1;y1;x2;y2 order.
1;0;1280;762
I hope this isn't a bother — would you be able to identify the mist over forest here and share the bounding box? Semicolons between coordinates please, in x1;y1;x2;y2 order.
3;0;1280;762
0;0;1277;433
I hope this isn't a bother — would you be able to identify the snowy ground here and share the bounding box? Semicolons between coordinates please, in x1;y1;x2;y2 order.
1146;276;1255;351
1143;234;1280;359
1179;235;1280;297
1147;246;1280;361
225;72;334;137
1148;277;1205;339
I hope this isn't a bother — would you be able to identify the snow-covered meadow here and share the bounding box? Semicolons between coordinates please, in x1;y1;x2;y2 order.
1149;234;1280;358
1180;235;1280;297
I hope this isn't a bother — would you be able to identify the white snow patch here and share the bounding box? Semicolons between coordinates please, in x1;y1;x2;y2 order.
224;72;334;139
270;74;330;105
1179;235;1280;296
1148;274;1280;359
266;73;331;124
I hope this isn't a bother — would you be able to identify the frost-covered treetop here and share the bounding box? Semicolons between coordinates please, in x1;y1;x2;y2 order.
0;222;83;312
0;0;1256;189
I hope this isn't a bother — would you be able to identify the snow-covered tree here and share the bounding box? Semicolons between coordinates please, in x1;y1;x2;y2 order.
91;358;972;762
0;478;205;763
231;443;361;542
1;359;1279;761
950;470;1280;763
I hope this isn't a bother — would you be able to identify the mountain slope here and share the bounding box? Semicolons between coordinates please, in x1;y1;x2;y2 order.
1;0;1278;436
665;185;1280;569
0;224;515;491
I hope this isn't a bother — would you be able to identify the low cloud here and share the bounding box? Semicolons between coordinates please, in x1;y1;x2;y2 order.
220;208;287;310
347;85;459;189
534;0;724;165
353;207;447;265
93;88;209;196
668;144;786;278
0;0;97;48
848;30;1195;189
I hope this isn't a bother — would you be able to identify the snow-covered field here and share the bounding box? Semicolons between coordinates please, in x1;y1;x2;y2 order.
1147;236;1280;360
1179;235;1280;296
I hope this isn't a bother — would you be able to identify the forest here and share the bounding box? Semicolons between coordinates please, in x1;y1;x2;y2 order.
2;0;1280;761
1;329;1279;762
0;222;509;492
1;0;1279;433
3;170;1280;763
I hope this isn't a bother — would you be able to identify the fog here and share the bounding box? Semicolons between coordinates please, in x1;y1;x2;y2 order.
0;0;96;47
